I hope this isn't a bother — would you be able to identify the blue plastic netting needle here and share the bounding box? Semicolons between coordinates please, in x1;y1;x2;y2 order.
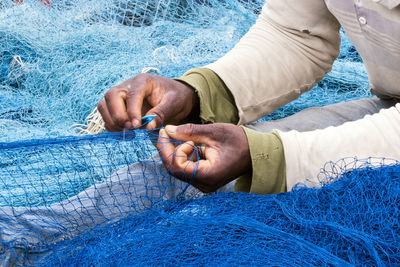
140;115;157;128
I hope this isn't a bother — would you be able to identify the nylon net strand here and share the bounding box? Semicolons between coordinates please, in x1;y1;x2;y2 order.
0;0;396;266
1;0;369;142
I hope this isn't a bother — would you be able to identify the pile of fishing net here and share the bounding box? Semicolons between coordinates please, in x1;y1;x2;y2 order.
1;0;369;142
0;131;399;266
41;160;400;266
1;0;398;266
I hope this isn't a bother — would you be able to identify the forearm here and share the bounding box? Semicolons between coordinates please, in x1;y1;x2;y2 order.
279;104;400;190
207;0;341;124
233;104;400;194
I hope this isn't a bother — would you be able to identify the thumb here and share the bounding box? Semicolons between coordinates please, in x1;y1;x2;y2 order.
144;106;165;130
165;124;215;145
144;98;174;129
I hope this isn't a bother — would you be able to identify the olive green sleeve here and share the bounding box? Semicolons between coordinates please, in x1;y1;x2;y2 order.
175;68;239;124
235;127;287;194
176;68;286;195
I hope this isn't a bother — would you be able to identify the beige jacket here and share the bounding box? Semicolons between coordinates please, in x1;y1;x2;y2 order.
207;0;400;189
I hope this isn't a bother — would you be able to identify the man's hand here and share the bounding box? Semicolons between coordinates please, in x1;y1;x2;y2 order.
157;123;252;193
97;73;198;131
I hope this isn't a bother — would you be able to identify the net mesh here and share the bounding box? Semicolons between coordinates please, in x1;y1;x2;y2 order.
1;132;399;266
39;160;400;266
0;130;203;265
0;0;369;142
0;0;397;266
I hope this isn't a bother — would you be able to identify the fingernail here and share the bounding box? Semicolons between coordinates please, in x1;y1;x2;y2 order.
147;120;156;130
132;119;140;128
187;141;194;146
158;129;166;137
165;125;177;135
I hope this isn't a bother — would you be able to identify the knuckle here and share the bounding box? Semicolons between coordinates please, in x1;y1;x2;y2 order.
134;73;153;84
104;121;118;132
104;90;114;101
151;109;165;123
163;158;174;174
104;87;126;101
126;108;136;117
176;158;189;170
126;89;139;98
115;116;127;126
97;100;105;113
211;124;225;140
165;162;174;174
168;163;183;178
183;123;196;137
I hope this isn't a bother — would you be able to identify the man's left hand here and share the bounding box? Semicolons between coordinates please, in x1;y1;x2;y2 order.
157;123;252;193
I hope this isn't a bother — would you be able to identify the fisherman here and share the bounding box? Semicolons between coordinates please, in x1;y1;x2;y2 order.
98;0;400;194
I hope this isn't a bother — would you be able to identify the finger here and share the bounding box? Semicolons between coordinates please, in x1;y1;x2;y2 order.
141;99;152;119
157;129;176;168
145;94;179;130
188;144;202;162
174;141;195;166
104;89;130;129
197;145;206;160
157;128;175;156
157;131;201;161
144;105;165;130
126;83;149;128
173;141;199;180
157;130;197;180
165;124;215;145
97;100;121;131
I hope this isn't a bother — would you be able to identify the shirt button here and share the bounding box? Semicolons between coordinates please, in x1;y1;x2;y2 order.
358;16;367;25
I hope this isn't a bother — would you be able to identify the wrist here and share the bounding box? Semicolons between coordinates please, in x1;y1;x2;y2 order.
174;79;201;124
238;125;252;176
188;91;201;123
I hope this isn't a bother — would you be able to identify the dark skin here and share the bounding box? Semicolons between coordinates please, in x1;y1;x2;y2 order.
98;73;252;192
97;73;198;131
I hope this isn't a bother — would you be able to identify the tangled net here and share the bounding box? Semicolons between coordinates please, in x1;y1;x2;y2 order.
0;0;394;266
0;129;399;266
0;0;369;142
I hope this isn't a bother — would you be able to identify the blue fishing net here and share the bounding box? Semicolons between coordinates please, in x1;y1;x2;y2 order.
0;131;156;208
0;0;395;266
38;160;400;266
0;130;202;265
0;0;369;142
1;131;399;266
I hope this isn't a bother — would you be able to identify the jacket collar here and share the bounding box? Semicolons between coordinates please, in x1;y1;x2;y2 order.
377;0;400;9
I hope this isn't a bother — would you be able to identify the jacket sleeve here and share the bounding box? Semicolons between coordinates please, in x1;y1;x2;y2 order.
278;104;400;190
175;68;239;124
207;0;341;124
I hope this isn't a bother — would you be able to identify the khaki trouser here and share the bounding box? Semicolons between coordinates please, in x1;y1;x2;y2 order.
247;96;397;133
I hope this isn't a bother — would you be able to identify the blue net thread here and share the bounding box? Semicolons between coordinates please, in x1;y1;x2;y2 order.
1;0;369;141
38;160;400;266
0;0;394;266
0;129;398;265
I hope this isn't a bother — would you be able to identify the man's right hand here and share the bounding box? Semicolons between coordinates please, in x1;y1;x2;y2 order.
97;73;199;131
